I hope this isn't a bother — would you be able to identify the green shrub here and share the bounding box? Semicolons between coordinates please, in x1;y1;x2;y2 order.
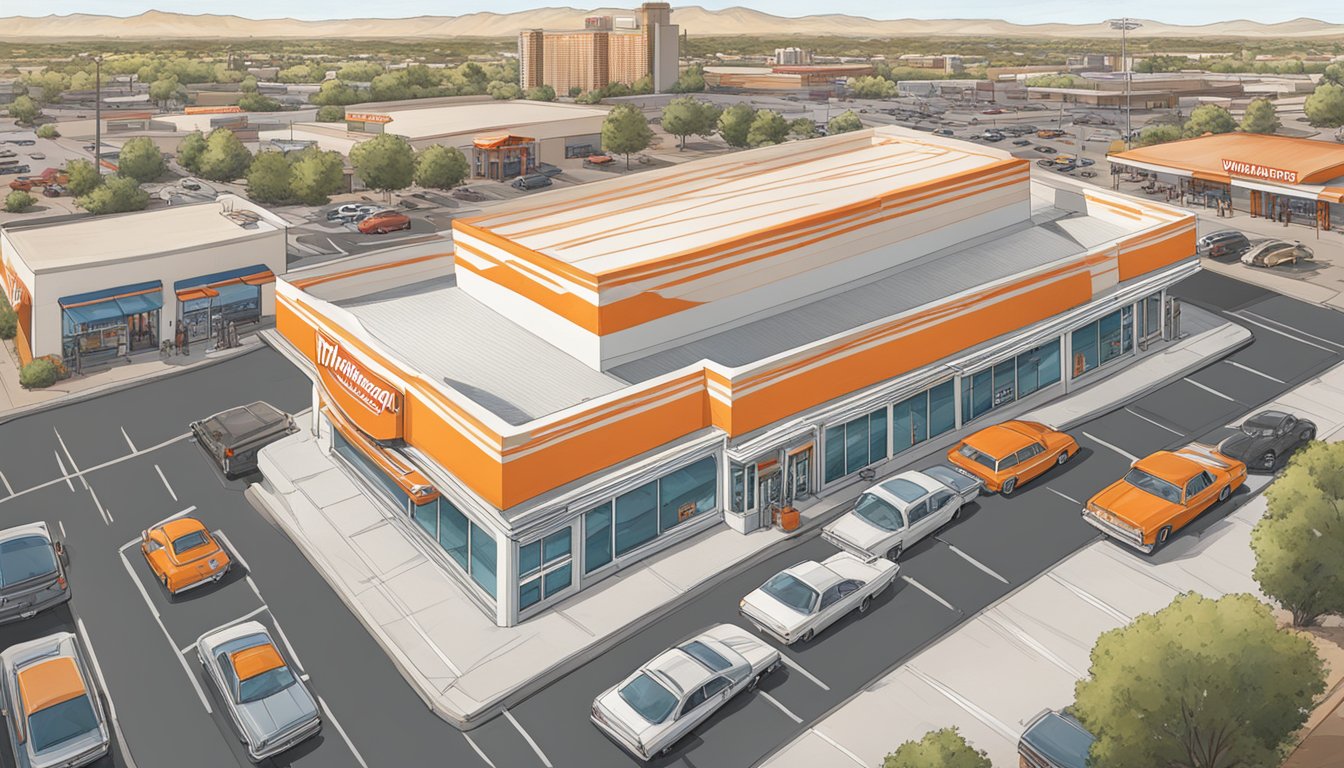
0;297;16;340
19;358;58;389
36;123;59;138
4;190;35;213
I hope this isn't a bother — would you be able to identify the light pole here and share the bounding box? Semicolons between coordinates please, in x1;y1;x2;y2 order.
82;53;105;176
1109;19;1142;149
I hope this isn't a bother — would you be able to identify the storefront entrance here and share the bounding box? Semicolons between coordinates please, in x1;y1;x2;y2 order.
59;281;163;370
1250;189;1331;230
757;467;784;529
786;444;814;505
174;265;274;345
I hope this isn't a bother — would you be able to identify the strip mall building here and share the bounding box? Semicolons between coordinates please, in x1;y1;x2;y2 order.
1109;133;1344;231
273;126;1197;626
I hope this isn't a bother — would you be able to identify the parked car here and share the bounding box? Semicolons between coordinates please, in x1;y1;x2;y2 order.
590;624;780;760
452;186;486;202
141;516;232;595
0;158;21;167
947;420;1078;495
0;149;15;158
4;165;33;176
1241;239;1313;268
7;139;36;146
1083;443;1246;553
512;173;553;190
325;202;376;221
180;177;202;191
1013;139;1033;146
1035;159;1056;168
1196;230;1251;259
739;552;899;645
42;184;65;197
1054;163;1077;173
822;469;982;561
0;632;110;768
1217;410;1316;472
584;154;615;168
196;621;321;762
190;401;298;479
1036;129;1065;139
1077;157;1095;166
0;522;70;624
1034;145;1057;154
1018;709;1095;768
981;132;1004;142
28;152;45;160
358;210;412;234
933;128;954;137
536;162;563;178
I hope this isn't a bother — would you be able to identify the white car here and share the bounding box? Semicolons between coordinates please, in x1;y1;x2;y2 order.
739;552;900;645
822;468;982;561
591;624;780;761
0;632;110;768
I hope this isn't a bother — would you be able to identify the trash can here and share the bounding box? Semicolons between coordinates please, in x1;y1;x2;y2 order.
775;506;801;532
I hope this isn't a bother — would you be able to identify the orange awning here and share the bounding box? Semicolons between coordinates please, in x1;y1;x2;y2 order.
473;134;535;149
176;286;220;301
1320;187;1344;204
240;269;275;286
323;405;439;503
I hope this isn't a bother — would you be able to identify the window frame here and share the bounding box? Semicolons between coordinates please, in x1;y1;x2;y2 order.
519;526;575;612
905;499;931;525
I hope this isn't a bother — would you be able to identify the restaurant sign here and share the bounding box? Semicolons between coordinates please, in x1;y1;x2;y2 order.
316;331;403;438
346;112;393;124
1221;159;1299;185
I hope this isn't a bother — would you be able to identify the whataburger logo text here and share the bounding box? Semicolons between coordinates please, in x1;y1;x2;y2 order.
1221;159;1299;185
316;333;399;416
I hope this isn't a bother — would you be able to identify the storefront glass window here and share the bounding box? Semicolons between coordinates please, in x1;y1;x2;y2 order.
824;407;889;483
1072;309;1133;379
929;381;955;437
544;564;572;596
519;541;542;578
615;482;659;556
843;416;869;475
658;457;717;532
584;503;613;574
730;464;757;513
439;501;469;570
413;502;437;539
1072;324;1099;377
891;391;927;454
1098;312;1124;365
519;527;573;612
469;522;496;598
519;579;542;610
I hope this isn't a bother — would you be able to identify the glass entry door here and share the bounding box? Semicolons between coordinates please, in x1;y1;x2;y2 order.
757;470;784;530
786;445;813;504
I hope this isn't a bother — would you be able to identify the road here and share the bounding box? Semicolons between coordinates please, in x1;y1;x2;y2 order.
2;270;1343;768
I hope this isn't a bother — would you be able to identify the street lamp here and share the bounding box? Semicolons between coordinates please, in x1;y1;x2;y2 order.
1109;19;1142;150
81;53;104;176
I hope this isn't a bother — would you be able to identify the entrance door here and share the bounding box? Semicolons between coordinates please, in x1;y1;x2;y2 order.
786;446;813;504
757;470;784;530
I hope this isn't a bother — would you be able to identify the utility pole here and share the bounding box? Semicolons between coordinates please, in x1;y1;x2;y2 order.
1109;19;1142;150
83;53;105;176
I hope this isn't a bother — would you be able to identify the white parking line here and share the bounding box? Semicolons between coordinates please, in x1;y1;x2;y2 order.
58;520;66;538
117;549;213;713
120;426;138;453
902;575;956;612
1224;360;1285;384
809;728;868;767
88;484;113;525
780;654;830;691
939;540;1008;584
1182;377;1235;402
979;612;1083;678
155;464;178;501
245;575;265;602
0;433;191;508
54;427;86;489
1124;407;1183;436
906;665;1018;742
1229;311;1338;353
213;530;250;573
55;451;75;491
504;710;553;768
185;605;268;645
1045;573;1132;624
1081;432;1138;462
759;691;802;723
462;732;497;768
318;696;371;768
0;470;11;496
75;617;140;768
1046;487;1081;505
268;610;308;675
1237;310;1344;350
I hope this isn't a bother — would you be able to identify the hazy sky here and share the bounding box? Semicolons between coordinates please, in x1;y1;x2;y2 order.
16;1;1342;25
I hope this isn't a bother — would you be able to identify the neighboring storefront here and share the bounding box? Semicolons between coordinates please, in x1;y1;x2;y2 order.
174;265;274;344
59;280;164;367
472;134;537;180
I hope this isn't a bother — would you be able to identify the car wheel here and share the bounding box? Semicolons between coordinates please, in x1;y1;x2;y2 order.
1157;526;1172;544
886;544;903;562
1056;450;1070;466
1302;428;1316;443
1001;477;1018;495
1219;485;1230;502
859;595;872;614
800;629;815;644
1259;450;1277;471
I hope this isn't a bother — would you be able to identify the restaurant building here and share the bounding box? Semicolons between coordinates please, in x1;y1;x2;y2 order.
1109;133;1344;231
270;126;1197;627
0;196;286;369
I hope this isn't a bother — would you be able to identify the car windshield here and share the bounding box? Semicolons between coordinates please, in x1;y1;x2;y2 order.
28;696;98;752
0;535;57;588
853;493;905;531
1240;422;1275;437
171;530;210;556
1122;468;1183;504
759;573;819;614
618;673;678;724
238;665;297;704
957;443;998;470
681;641;732;673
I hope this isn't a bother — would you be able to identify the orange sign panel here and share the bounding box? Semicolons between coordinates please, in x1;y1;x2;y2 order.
315;331;403;440
346;112;393;124
184;106;243;115
1221;159;1298;185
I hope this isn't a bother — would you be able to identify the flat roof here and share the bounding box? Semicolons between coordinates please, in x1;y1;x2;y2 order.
458;127;1018;278
2;199;279;272
346;100;609;140
1111;133;1344;186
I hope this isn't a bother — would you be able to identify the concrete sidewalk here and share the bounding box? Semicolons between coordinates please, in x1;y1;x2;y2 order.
246;313;1250;729
762;361;1344;768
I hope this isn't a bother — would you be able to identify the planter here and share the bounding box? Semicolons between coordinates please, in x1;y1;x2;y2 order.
723;509;760;535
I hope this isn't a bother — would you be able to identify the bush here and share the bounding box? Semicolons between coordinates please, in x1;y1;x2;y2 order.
4;190;36;213
36;123;59;139
0;295;16;340
316;105;345;122
19;358;58;389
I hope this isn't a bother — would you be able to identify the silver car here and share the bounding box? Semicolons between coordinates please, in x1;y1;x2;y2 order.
591;624;780;760
822;469;980;561
0;522;71;625
0;632;110;768
1241;239;1313;268
739;552;899;645
196;621;320;763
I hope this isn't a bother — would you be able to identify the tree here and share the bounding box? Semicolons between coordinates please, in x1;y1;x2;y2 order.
1324;63;1344;87
77;175;149;215
336;62;384;82
1074;593;1325;768
486;81;522;100
8;95;40;126
311;80;360;107
239;75;258;93
414;145;470;190
1136;124;1183;147
238;93;282;112
746;109;790;147
197;129;253;182
4;190;36;213
788;118;818;139
66;159;100;196
27;71;68;104
669;64;705;93
350;132;415;198
828;110;864;134
316;105;345;122
116;137;166;183
525;84;556;102
1182;104;1237;138
717;102;755;148
661;96;719;150
289;147;346;205
149;76;182;107
1305;83;1344;128
882;728;990;768
245;151;293;204
1240;98;1280;134
35;124;59;139
849;75;898;99
176;130;208;174
601;104;654;169
1251;441;1344;626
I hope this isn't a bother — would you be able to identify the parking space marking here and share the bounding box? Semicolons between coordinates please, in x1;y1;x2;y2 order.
1229;311;1337;353
809;728;868;767
1045;573;1131;623
0;433;192;508
780;654;830;691
901;575;956;612
759;691;803;724
76;617;140;768
462;732;497;768
938;539;1008;584
1224;360;1285;384
54;427;86;489
58;519;66;538
268;606;308;675
213;530;251;573
1236;310;1344;350
504;710;554;768
318;696;371;768
155;464;178;501
121;426;138;453
179;605;268;650
88;484;113;525
1081;432;1138;462
116;547;213;713
979;612;1083;678
1046;487;1081;505
1182;377;1236;402
907;665;1018;742
1124;407;1183;436
245;575;265;602
0;470;11;496
55;451;75;491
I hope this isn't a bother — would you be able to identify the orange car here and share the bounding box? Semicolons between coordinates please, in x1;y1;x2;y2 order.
946;420;1079;495
357;210;411;234
1083;443;1247;553
141;515;231;595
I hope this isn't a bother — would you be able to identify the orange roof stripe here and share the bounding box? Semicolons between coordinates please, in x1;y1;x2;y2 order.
18;657;87;717
1112;133;1344;185
230;643;286;681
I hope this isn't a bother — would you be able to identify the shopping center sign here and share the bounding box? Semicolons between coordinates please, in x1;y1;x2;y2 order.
1221;159;1299;185
346;112;393;124
315;331;403;439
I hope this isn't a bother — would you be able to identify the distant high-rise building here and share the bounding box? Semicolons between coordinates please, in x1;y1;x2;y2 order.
519;29;545;90
518;3;680;95
773;47;813;66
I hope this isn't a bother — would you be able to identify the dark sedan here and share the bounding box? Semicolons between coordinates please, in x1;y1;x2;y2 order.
1217;410;1316;472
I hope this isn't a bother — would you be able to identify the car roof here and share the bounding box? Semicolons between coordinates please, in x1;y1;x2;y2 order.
18;657;87;717
1021;711;1095;767
962;422;1040;459
1245;410;1288;428
230;642;286;682
877;472;937;501
1134;451;1203;483
646;648;713;694
1201;230;1244;240
160;517;208;540
787;560;843;591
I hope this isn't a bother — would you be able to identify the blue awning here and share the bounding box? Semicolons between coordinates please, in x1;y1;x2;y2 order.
214;282;259;306
174;264;273;291
115;291;164;316
63;301;126;326
59;280;162;308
